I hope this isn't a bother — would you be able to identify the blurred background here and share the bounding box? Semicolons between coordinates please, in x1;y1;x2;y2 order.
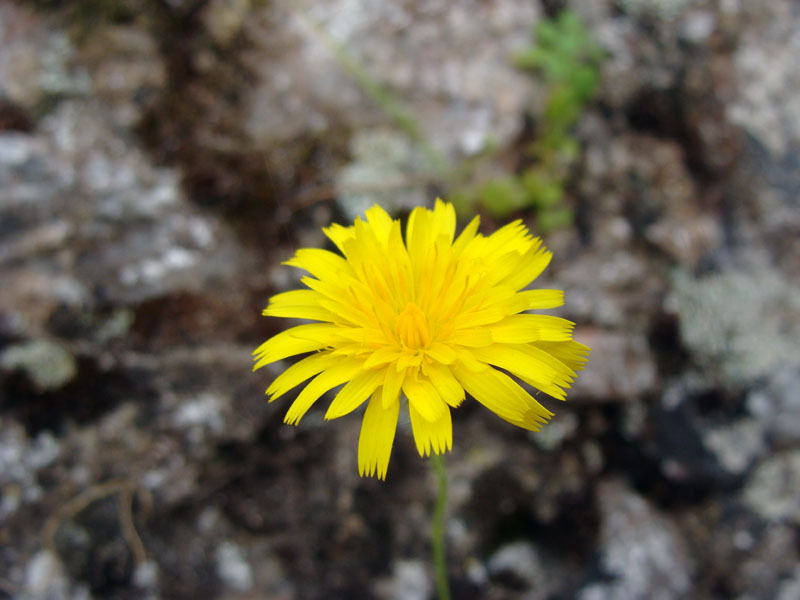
1;0;799;598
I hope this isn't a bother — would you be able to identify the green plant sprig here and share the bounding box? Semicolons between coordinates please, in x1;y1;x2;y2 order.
467;10;604;231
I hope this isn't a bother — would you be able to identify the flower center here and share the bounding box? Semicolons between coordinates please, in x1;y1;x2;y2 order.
395;303;432;349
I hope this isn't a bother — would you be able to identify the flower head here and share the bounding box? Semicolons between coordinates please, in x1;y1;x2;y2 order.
254;200;589;479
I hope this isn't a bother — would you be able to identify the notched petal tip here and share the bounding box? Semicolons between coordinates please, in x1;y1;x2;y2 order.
358;392;400;482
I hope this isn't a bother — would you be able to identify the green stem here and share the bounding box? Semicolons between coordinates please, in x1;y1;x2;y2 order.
431;453;451;600
295;10;453;179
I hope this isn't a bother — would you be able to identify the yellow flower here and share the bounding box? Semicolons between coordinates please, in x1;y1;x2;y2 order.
254;200;589;479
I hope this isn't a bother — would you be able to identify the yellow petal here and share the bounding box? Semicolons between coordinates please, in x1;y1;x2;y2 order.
449;327;493;347
431;198;456;243
322;222;355;254
487;286;549;316
464;282;515;312
452;346;488;372
396;352;423;371
534;340;591;373
451;215;480;255
363;347;402;369
253;324;338;370
482;220;531;258
262;305;336;322
382;364;405;409
406;205;434;275
358;390;400;479
284;248;351;280
500;242;552;291
470;344;574;400
409;401;452;457
488;314;575;344
426;342;457;365
262;289;337;322
384;220;414;302
420;237;456;311
325;368;384;420
479;256;522;290
460;220;527;264
528;316;575;341
365;204;394;243
302;277;375;328
267;351;339;401
424;362;464;407
453;306;507;329
284;358;361;425
453;363;553;429
518;289;564;309
402;376;446;422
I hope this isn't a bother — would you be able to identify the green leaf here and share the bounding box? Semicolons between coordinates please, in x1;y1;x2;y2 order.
479;176;527;218
522;169;564;209
538;206;573;232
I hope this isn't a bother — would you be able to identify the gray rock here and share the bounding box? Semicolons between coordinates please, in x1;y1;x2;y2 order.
487;540;557;594
335;129;430;221
531;412;578;451
21;550;90;600
743;525;799;599
747;367;800;444
200;0;252;47
579;480;692;600
743;450;800;524
671;267;800;387
645;212;722;268
728;1;800;157
618;0;690;21
1;1;799;598
566;329;657;402
131;560;159;594
215;541;254;592
702;418;764;475
388;559;431;600
577;130;722;269
244;0;541;160
0;4;91;109
680;9;716;45
0;339;77;391
171;393;226;446
586;2;684;109
777;566;800;600
79;26;166;129
0;424;60;523
1;98;247;317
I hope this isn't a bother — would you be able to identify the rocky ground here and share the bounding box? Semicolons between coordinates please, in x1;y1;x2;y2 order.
1;0;799;598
